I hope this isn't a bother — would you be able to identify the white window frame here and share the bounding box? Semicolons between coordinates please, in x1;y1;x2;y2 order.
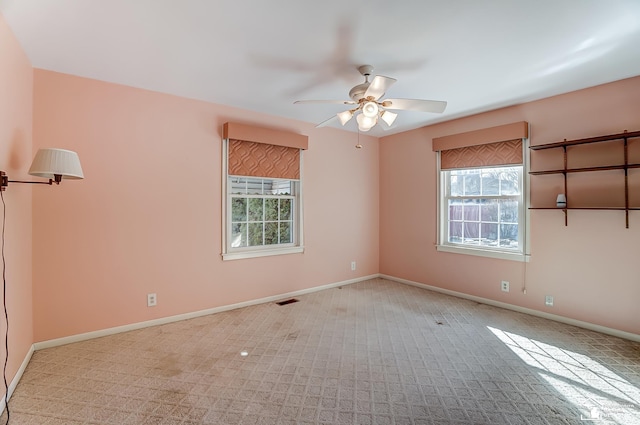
436;139;530;262
222;140;304;261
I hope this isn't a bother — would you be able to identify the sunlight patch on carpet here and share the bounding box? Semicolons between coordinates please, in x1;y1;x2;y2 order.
488;326;640;424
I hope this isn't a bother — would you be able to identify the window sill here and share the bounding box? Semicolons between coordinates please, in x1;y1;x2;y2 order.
436;244;529;262
222;246;304;261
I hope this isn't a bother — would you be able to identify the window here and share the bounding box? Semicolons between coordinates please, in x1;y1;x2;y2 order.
229;177;298;249
221;122;307;261
441;166;523;252
433;122;529;261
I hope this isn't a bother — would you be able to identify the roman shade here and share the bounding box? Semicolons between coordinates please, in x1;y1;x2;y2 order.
440;139;523;169
433;121;528;170
224;122;308;179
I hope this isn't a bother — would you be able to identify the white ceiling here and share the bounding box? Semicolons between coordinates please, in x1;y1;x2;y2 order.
2;0;640;136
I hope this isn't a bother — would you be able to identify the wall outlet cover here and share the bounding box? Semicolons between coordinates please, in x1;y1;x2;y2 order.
501;281;509;292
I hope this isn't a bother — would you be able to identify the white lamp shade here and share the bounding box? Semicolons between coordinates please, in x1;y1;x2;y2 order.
337;110;354;126
356;114;377;131
362;101;379;118
380;110;398;126
28;148;84;180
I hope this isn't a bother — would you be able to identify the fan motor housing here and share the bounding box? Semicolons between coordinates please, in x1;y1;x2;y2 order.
349;64;376;101
349;83;370;101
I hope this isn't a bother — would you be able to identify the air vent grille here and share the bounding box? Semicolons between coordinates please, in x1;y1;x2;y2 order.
276;298;299;306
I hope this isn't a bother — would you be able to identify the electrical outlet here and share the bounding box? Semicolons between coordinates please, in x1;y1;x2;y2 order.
351;261;356;271
545;295;554;307
501;280;510;292
147;293;157;307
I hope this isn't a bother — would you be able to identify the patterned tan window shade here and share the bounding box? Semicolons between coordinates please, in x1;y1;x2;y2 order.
228;139;301;179
440;139;523;170
223;122;308;180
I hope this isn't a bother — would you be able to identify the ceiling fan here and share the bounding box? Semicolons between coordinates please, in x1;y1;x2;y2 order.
294;64;447;132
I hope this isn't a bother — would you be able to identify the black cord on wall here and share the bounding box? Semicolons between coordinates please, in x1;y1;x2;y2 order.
1;190;9;424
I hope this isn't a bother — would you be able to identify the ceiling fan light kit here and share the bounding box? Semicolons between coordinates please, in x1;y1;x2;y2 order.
295;64;447;132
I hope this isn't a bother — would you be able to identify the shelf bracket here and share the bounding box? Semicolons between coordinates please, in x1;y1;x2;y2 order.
623;135;629;228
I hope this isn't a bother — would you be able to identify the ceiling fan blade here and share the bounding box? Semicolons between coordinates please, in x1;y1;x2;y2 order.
364;76;396;100
315;115;338;128
294;100;356;105
382;98;447;113
380;122;395;131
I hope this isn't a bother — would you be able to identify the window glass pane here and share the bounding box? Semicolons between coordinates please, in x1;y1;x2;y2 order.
463;199;479;221
264;222;279;245
481;170;500;196
463;172;480;195
449;222;462;243
463;222;479;244
262;180;274;195
246;178;264;195
500;169;520;195
232;198;247;221
230;177;247;194
264;198;278;221
500;200;519;223
280;199;292;220
500;224;518;247
450;174;462;197
280;222;292;244
272;180;292;195
449;200;462;220
480;200;498;222
248;198;263;221
248;222;263;246
480;223;498;246
231;223;247;248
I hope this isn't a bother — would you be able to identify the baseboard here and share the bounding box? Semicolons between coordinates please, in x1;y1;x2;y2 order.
1;343;34;415
381;274;640;343
34;274;379;351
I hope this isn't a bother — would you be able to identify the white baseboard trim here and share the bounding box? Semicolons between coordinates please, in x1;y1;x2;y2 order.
34;274;379;351
24;270;637;402
1;344;34;415
381;274;640;343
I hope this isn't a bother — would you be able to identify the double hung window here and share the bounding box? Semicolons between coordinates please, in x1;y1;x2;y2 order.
222;123;307;260
434;123;529;261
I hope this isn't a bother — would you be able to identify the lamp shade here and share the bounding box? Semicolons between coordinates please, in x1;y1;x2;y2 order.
362;101;379;118
337;110;354;126
28;148;84;180
380;110;398;127
356;113;377;131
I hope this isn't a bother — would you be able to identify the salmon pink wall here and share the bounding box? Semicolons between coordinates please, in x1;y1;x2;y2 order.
380;76;640;336
0;14;33;389
32;70;379;342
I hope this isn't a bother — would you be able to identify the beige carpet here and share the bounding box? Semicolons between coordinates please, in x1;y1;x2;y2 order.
2;278;639;424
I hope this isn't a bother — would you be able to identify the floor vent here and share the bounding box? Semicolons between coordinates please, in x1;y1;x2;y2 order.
276;298;299;306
